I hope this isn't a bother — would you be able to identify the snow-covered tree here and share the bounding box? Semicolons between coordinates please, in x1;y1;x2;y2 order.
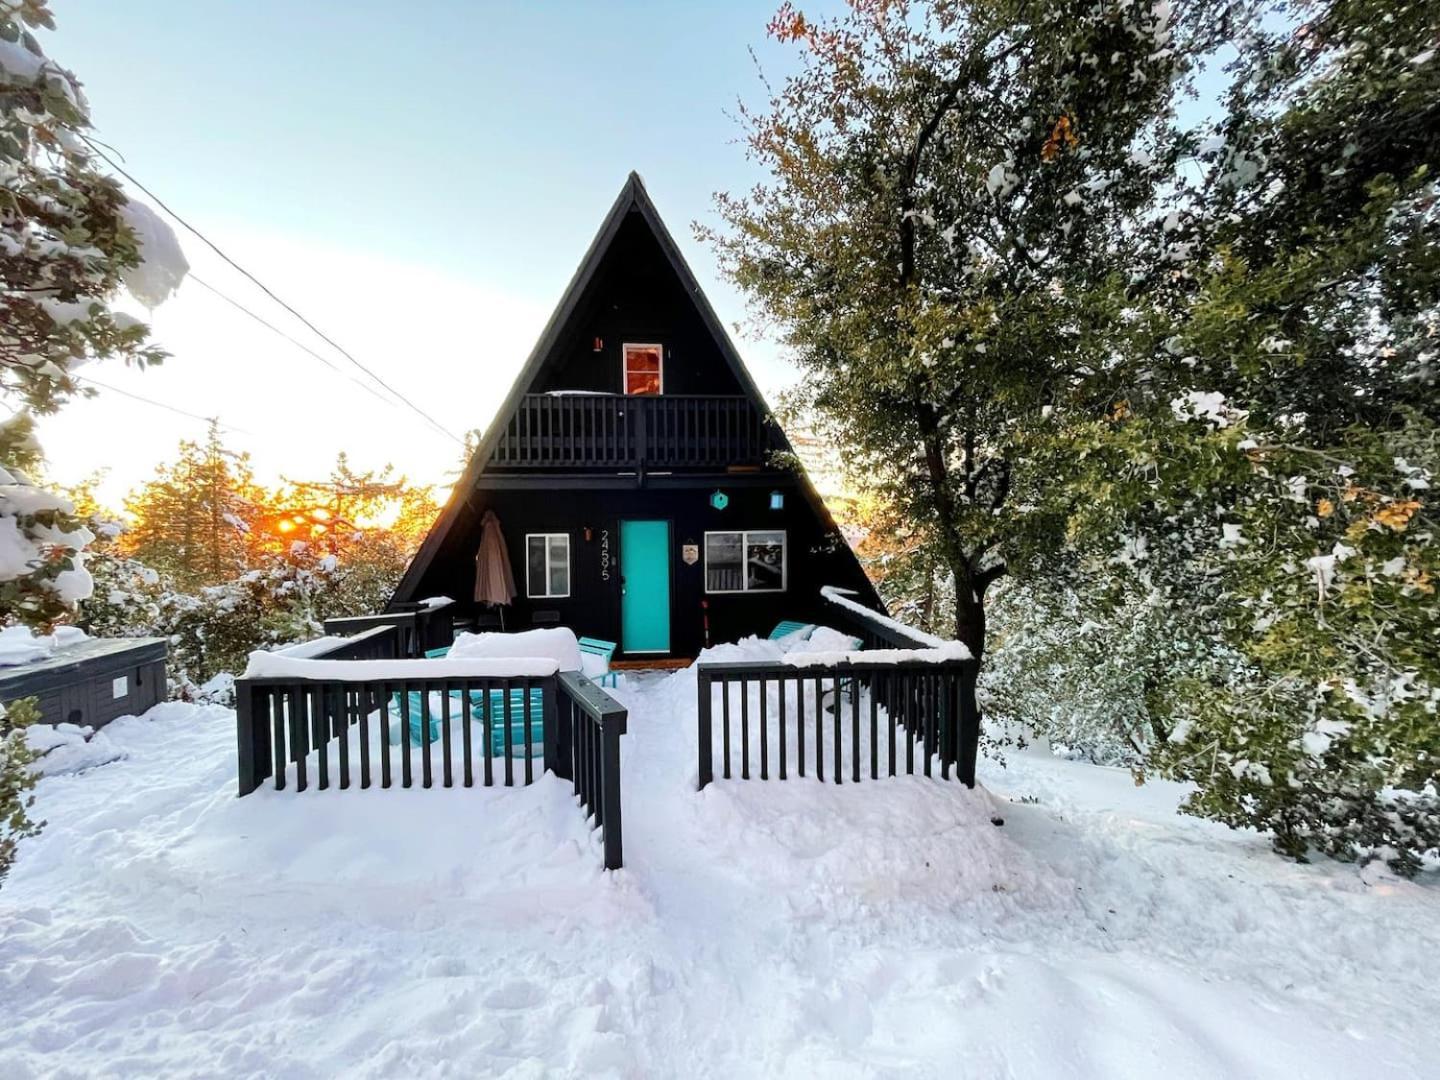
0;0;187;633
1070;0;1440;871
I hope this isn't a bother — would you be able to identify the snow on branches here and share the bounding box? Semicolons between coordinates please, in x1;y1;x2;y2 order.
0;2;188;629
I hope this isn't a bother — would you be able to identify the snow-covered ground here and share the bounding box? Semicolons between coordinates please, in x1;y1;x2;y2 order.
3;661;1437;1078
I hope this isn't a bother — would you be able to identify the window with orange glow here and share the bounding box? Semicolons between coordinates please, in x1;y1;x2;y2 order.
623;343;663;395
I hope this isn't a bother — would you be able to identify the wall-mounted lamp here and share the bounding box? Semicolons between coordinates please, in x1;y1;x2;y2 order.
592;337;604;352
769;491;785;510
709;490;729;510
583;525;593;542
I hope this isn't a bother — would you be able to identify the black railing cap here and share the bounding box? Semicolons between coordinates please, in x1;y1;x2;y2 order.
558;670;629;734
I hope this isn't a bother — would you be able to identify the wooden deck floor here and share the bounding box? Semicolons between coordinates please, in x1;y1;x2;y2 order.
610;658;693;671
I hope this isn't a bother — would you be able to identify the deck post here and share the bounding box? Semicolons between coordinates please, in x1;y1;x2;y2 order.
957;661;980;787
601;712;625;870
697;669;713;790
235;679;270;797
542;673;567;779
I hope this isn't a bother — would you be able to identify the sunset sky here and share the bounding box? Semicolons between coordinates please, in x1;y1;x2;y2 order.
34;1;839;503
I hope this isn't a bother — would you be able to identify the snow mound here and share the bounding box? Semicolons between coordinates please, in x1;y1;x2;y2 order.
0;623;88;666
25;721;125;775
450;626;582;672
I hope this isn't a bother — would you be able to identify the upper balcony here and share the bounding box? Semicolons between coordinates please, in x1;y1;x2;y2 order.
487;393;773;472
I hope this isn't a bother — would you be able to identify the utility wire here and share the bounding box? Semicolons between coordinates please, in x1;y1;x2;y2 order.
81;134;463;445
188;274;398;407
77;375;253;435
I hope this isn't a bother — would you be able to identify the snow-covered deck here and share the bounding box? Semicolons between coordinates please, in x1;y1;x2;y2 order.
4;665;1438;1077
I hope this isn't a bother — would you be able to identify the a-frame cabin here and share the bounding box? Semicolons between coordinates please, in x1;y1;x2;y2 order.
392;173;881;659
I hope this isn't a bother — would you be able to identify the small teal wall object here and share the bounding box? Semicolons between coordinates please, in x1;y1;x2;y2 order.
769;490;784;510
709;490;729;510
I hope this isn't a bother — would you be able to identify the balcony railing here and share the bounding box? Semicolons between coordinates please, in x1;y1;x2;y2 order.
488;393;771;470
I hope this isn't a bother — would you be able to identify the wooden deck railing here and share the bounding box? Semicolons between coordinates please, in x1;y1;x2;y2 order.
234;629;628;869
697;588;980;789
488;394;771;470
558;671;627;870
697;657;975;789
323;600;455;659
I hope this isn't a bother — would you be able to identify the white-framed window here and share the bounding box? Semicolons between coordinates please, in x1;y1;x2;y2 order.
622;342;663;396
526;533;571;598
704;530;787;593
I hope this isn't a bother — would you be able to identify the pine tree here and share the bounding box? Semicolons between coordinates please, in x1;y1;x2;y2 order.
120;421;257;591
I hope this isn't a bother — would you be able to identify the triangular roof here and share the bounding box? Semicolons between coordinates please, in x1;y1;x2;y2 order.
393;172;874;608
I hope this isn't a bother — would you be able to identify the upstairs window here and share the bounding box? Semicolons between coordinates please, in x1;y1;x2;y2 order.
526;533;570;598
623;343;663;395
705;530;787;593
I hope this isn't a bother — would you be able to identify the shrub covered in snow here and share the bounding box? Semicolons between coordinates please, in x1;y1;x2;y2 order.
77;530;412;696
0;415;93;630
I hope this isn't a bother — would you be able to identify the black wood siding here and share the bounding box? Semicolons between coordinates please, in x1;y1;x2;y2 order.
408;480;875;659
535;211;744;398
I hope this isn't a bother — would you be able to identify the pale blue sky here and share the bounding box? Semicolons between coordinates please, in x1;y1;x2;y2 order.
40;1;838;498
39;2;1223;501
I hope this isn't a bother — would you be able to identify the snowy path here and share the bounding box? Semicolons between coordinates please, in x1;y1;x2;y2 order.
2;668;1437;1078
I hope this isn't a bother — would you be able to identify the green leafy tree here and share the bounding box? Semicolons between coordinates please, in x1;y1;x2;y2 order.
1163;2;1437;869
1060;0;1440;870
707;0;1227;726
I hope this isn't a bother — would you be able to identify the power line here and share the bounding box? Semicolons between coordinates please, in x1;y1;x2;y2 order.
77;375;253;435
80;134;464;445
188;274;398;408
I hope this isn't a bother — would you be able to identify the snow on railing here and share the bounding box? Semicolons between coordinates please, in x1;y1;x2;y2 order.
696;588;977;790
234;620;627;870
818;586;962;653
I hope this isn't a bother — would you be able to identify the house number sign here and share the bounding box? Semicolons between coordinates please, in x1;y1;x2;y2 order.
600;528;611;581
682;543;699;566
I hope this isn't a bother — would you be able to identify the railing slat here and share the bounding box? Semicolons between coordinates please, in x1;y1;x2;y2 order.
796;677;806;778
778;674;787;780
721;680;731;781
270;690;286;791
759;676;768;781
334;684;349;790
420;685;433;789
523;676;535;786
288;687;306;792
851;671;861;784
740;678;750;781
814;675;824;783
503;677;514;787
441;683;453;788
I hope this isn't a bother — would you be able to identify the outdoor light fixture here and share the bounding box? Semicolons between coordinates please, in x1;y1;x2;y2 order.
709;490;729;510
769;491;784;510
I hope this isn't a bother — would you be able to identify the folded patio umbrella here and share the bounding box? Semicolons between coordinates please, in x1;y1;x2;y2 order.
474;509;517;625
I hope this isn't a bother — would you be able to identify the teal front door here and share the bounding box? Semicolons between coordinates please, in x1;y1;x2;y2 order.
620;520;671;654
